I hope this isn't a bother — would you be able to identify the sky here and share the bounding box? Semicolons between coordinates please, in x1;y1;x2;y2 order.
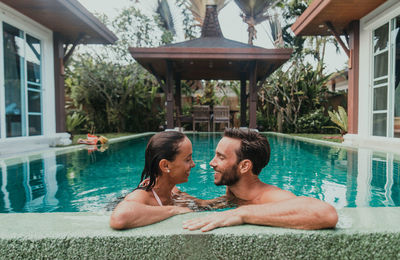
77;0;347;73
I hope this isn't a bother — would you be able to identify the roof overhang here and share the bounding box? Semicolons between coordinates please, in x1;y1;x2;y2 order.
0;0;117;44
130;47;293;81
291;0;387;36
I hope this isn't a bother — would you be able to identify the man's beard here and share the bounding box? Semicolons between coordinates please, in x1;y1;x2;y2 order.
214;164;240;186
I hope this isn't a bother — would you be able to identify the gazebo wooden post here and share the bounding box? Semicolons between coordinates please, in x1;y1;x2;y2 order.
240;74;247;127
249;62;258;129
175;76;182;128
166;61;175;129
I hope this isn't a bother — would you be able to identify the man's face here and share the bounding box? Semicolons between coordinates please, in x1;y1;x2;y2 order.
209;137;241;186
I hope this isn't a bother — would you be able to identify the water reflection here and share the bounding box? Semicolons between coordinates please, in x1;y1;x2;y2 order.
0;153;59;212
0;134;399;213
261;136;400;208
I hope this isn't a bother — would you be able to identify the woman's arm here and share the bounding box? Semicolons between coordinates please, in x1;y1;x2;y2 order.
110;191;191;230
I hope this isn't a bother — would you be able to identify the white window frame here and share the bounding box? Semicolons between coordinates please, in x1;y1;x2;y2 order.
366;4;400;138
371;21;391;137
0;2;54;140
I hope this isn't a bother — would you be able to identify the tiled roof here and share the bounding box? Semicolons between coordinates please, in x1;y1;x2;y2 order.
201;5;223;38
165;37;263;49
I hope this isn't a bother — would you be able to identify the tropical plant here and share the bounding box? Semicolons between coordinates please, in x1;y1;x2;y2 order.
66;56;162;133
195;80;220;106
267;13;284;47
177;0;201;39
326;106;348;135
259;61;331;133
66;112;86;134
153;0;178;44
274;0;309;54
296;108;330;133
65;5;169;133
234;0;278;44
156;0;176;35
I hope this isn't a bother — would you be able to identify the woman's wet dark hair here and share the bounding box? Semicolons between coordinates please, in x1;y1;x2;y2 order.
140;131;186;191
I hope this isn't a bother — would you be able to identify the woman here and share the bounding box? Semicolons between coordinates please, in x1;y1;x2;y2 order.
110;131;195;230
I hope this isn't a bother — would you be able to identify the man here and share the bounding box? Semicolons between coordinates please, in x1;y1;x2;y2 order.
183;128;338;232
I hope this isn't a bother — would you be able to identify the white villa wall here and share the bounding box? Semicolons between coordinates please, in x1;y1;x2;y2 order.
0;2;70;157
344;0;400;152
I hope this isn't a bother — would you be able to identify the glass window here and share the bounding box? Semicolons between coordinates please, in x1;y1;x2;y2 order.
373;86;388;111
374;52;388;79
28;90;41;113
374;23;389;53
373;113;387;136
372;23;390;137
26;35;41;84
2;23;43;138
28;115;41;136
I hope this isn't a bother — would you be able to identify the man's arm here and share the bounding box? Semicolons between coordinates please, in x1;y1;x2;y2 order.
183;196;338;232
110;191;191;230
173;187;232;210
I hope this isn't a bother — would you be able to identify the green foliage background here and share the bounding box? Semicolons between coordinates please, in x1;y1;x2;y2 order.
64;0;345;134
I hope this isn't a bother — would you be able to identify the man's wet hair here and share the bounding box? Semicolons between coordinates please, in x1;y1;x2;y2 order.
224;128;270;175
140;131;186;190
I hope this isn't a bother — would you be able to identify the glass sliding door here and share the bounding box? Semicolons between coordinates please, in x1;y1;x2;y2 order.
372;23;389;137
2;22;42;138
26;34;42;136
3;22;25;137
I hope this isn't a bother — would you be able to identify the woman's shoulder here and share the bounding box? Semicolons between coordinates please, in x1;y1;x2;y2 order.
124;188;151;202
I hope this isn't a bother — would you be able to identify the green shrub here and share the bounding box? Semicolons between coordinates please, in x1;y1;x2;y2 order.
296;108;330;133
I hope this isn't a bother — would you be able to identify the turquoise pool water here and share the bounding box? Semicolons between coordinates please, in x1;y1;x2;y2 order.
0;133;399;213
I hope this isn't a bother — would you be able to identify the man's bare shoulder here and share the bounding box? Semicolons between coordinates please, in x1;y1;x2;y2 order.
258;184;297;204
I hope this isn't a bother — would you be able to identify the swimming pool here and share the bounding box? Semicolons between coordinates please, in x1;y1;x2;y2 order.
0;133;399;213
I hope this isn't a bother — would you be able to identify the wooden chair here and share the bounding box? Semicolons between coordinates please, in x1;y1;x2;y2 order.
193;105;210;131
213;105;230;131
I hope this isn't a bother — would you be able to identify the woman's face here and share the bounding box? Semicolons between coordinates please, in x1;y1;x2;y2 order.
168;137;195;184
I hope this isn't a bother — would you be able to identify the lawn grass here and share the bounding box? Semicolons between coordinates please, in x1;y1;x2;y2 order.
70;132;136;145
289;133;343;143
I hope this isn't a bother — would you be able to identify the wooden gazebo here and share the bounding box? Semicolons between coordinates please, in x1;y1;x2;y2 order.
130;5;292;129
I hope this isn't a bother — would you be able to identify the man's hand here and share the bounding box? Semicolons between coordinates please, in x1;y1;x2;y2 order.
173;206;192;215
182;210;243;232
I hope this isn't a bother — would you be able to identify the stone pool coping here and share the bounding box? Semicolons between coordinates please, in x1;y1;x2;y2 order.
1;208;400;259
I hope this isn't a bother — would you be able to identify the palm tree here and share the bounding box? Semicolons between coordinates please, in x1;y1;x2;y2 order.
234;0;280;45
156;0;176;36
268;12;284;47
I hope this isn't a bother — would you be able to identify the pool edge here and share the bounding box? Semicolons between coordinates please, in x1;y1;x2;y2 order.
1;208;400;259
